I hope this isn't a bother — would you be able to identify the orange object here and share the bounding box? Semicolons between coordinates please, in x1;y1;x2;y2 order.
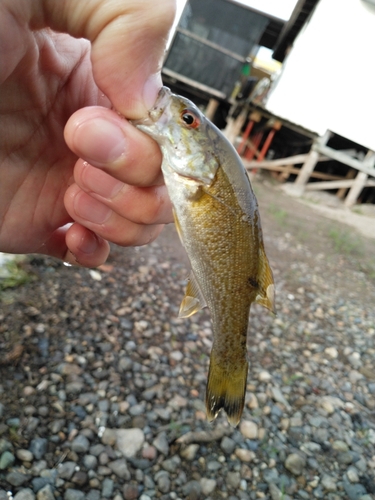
237;120;255;156
257;128;277;162
245;131;263;161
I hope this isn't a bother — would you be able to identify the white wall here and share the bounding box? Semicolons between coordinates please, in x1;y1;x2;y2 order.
266;0;375;150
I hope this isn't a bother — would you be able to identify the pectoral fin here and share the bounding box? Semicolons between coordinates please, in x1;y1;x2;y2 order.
179;271;207;318
255;243;276;314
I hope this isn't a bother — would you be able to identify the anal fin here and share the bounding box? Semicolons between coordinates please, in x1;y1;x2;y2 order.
255;242;276;314
179;271;207;318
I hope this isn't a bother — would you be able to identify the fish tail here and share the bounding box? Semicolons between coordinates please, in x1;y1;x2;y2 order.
205;352;248;427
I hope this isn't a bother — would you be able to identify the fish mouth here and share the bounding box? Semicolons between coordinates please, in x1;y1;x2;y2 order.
132;86;172;127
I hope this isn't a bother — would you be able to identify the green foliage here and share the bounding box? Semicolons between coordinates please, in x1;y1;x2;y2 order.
268;204;288;225
327;228;361;256
0;258;34;291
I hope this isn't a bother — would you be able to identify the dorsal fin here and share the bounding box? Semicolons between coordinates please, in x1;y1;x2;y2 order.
255;243;276;314
179;271;207;318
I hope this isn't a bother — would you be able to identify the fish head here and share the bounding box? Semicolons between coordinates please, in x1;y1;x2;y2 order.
132;86;219;186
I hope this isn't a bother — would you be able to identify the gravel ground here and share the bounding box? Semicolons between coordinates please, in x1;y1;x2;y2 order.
0;177;374;500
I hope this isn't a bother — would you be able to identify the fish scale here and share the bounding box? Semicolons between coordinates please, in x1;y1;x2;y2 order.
133;86;275;426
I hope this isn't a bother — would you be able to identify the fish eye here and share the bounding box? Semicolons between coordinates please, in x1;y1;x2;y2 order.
181;109;200;128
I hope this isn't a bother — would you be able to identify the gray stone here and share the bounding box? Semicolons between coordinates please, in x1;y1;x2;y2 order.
116;428;145;458
29;438;47;460
347;466;360;483
86;491;100;500
263;468;279;483
284;453;306;475
207;460;221;471
64;490;85;500
36;485;54;500
153;432;169;456
337;452;353;465
162;456;181;473
71;471;88;486
118;357;133;372
101;429;116;446
31;477;54;493
0;450;15;470
344;482;367;500
57;461;76;480
156;471;170;494
101;478;114;498
83;454;97;470
226;472;241;489
182;480;201;499
6;471;30;486
0;439;12;453
108;458;131;479
220;436;236;454
14;490;36;500
269;483;285;500
71;434;90;453
200;478;217;495
321;474;337;492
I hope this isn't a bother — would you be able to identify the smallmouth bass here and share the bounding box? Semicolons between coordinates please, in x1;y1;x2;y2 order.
133;87;275;426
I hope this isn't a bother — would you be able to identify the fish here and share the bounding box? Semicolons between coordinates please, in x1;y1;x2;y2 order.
133;86;275;426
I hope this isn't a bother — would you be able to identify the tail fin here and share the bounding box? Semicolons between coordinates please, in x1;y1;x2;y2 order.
205;353;248;427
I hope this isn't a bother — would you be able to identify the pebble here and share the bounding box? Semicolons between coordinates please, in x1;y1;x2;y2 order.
284;453;306;475
116;428;145;458
1;199;375;500
64;490;85;500
220;436;236;454
29;438;47;460
321;474;337;492
71;434;90;453
346;466;360;483
200;478;216;495
180;444;199;461
239;420;258;439
16;449;34;462
6;471;30;487
14;490;36;500
57;461;76;480
235;448;255;462
152;432;169;456
101;478;114;498
0;450;15;470
123;484;139;500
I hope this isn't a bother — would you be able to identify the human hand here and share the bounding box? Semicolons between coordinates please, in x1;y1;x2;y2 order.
0;0;175;267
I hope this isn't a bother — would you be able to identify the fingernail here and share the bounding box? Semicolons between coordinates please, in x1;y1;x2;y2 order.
78;231;99;255
74;118;127;165
75;192;112;224
143;73;163;110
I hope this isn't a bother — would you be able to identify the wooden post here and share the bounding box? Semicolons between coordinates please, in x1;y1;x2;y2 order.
205;99;219;121
292;130;331;196
224;109;247;144
344;150;375;207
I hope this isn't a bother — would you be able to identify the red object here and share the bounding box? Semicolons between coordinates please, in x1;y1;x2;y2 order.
237;120;255;156
245;131;263;161
257;128;277;162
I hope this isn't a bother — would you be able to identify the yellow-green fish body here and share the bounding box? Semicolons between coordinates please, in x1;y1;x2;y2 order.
134;87;274;426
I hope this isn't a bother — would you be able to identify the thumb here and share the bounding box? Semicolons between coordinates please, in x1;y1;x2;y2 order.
36;0;176;118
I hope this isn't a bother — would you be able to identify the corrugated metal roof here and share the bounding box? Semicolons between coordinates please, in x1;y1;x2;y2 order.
272;0;320;61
